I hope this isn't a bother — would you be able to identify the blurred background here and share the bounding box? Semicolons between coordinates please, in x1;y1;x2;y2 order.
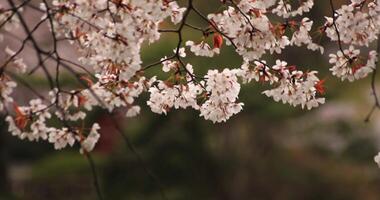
1;0;380;199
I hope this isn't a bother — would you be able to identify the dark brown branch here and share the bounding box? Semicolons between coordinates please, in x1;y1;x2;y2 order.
329;0;350;60
85;153;104;200
191;5;238;48
110;113;168;200
7;0;54;89
365;34;380;122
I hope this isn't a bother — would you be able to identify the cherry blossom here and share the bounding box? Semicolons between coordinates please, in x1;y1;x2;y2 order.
324;1;380;47
1;0;380;167
375;152;380;167
329;46;377;81
272;0;314;18
0;77;16;111
80;123;101;154
200;69;243;123
186;41;220;57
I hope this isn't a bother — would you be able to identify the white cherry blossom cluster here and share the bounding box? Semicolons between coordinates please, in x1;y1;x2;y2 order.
148;57;243;123
51;0;185;81
329;46;378;81
262;66;325;110
207;0;322;61
0;5;21;41
290;18;324;53
147;80;202;114
208;6;283;60
200;69;243;123
80;75;155;115
186;41;220;57
2;0;380;166
239;59;325;110
0;76;16;112
238;60;277;84
4;72;154;152
272;0;314;18
323;0;380;83
324;0;380;47
4;47;27;73
375;152;380;167
1;0;185;153
4;95;102;152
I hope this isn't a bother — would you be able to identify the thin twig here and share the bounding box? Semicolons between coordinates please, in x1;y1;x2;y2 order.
85;153;104;200
365;34;380;122
110;113;168;200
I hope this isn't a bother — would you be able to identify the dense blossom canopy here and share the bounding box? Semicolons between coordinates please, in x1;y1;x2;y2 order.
1;0;380;165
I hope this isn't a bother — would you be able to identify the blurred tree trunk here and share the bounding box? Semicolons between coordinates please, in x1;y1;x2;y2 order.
0;123;10;195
